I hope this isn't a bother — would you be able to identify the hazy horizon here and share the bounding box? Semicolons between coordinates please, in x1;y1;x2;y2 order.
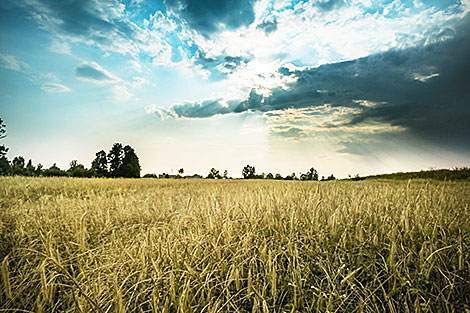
1;0;469;178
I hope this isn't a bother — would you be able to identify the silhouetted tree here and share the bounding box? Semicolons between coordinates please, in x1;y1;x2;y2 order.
12;156;25;175
326;174;336;181
43;163;67;177
285;172;297;180
223;170;228;179
242;165;256;179
117;145;141;178
207;168;220;179
0;118;6;140
143;173;158;178
25;159;35;176
0;145;7;159
35;164;43;176
274;173;283;180
107;143;124;177
300;167;319;181
266;173;274;179
91;150;108;177
68;160;90;177
0;157;10;175
0;118;10;175
178;168;184;175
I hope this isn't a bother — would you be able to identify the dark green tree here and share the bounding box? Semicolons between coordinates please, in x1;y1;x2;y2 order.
223;170;228;179
207;168;220;179
0;145;7;159
301;167;319;181
68;160;90;177
266;173;274;179
43;163;67;177
0;156;10;175
0;118;6;140
117;145;141;178
326;174;336;181
26;159;35;176
242;165;256;179
91;150;108;177
35;164;43;176
107;143;124;177
12;156;25;175
285;172;297;180
0;118;10;175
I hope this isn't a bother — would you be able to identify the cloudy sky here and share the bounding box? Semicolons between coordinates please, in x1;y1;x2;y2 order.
1;0;469;178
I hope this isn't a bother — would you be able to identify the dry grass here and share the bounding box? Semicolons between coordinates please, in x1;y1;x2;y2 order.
0;177;469;312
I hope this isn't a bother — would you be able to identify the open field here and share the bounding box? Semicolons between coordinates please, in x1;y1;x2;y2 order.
0;177;469;312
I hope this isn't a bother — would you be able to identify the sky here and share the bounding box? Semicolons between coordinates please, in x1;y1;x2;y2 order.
0;0;469;178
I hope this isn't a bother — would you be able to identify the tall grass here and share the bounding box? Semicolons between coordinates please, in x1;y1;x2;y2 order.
0;177;469;312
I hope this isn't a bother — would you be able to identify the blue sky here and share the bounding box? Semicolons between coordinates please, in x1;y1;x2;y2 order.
0;0;469;177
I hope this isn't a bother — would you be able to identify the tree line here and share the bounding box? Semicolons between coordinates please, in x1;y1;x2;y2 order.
0;118;337;180
0;119;141;178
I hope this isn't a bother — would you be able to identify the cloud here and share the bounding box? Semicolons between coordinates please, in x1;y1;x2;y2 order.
111;85;133;102
164;0;257;37
40;82;71;93
0;54;29;72
22;0;141;55
152;15;470;148
49;40;72;55
313;0;346;11
256;16;278;35
75;62;120;83
194;51;250;79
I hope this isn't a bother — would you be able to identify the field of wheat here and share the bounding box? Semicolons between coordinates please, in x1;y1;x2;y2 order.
0;177;469;312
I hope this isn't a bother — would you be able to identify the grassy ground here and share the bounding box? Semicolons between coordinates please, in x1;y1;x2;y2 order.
0;177;469;312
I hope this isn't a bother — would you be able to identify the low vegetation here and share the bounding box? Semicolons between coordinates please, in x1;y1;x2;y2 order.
1;177;469;312
361;167;470;181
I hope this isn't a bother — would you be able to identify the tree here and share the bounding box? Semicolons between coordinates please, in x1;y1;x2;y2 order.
207;168;220;179
107;143;124;177
0;118;10;175
178;168;184;175
223;170;228;179
43;163;67;177
242;165;256;179
266;173;274;179
274;173;283;180
12;156;25;175
35;164;43;176
285;172;297;180
68;160;89;177
91;150;108;177
0;118;6;140
117;145;141;178
300;167;319;181
69;160;84;171
0;156;10;175
26;159;35;176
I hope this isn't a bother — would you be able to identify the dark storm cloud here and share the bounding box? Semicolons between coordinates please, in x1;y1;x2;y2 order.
257;16;278;35
164;0;257;37
23;0;139;52
162;16;470;147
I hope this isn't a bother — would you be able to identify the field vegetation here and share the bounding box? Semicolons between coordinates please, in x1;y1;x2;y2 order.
1;177;469;312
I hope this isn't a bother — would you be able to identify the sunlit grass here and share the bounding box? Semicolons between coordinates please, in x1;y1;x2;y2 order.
0;177;469;312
